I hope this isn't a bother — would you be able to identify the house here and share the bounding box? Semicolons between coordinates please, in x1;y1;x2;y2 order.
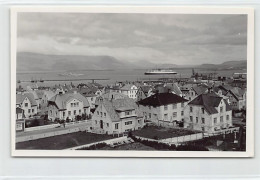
120;84;138;99
41;90;56;108
216;85;246;110
16;93;38;118
91;97;145;135
138;93;188;127
180;84;208;101
16;107;25;120
79;87;103;109
136;85;154;101
184;92;232;132
47;91;90;121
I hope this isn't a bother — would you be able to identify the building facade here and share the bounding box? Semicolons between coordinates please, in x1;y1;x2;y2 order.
138;93;188;127
184;93;233;132
91;98;144;135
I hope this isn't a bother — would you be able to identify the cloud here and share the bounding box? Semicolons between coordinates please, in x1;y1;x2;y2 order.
17;13;247;65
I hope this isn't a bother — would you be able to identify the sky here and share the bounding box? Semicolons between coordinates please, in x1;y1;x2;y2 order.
17;13;247;65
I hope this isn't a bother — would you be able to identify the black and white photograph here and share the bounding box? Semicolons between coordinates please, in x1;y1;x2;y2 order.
11;6;254;157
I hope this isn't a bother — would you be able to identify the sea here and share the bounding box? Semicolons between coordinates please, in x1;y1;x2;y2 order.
16;68;246;88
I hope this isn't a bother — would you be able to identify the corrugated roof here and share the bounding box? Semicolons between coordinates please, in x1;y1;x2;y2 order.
138;93;188;107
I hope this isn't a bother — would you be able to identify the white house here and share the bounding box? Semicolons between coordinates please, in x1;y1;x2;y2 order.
138;93;188;127
91;97;145;135
47;91;90;121
184;92;233;132
16;93;38;118
120;84;138;99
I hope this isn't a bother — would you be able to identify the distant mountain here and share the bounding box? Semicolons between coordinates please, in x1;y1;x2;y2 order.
16;52;154;72
198;60;246;70
16;52;246;72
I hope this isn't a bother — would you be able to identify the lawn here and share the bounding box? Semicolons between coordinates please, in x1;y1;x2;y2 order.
16;132;114;150
132;126;198;140
100;142;156;151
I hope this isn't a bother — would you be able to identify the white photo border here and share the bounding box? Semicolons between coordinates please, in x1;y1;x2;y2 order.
10;6;255;157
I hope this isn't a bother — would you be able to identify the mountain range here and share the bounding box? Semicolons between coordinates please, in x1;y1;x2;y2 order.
16;52;246;72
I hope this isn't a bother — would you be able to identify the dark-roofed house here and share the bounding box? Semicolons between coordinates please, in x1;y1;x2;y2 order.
47;91;90;121
136;85;153;101
138;93;188;127
92;97;144;135
16;93;38;118
184;92;232;132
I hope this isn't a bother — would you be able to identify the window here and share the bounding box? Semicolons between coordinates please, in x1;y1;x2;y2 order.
190;116;193;122
190;107;193;112
95;120;97;124
97;111;99;115
32;109;34;113
172;104;177;109
196;117;198;123
63;112;65;117
28;109;31;113
84;109;86;113
201;108;205;114
115;123;119;129
74;110;76;115
91;97;93;101
201;118;205;124
173;112;177;117
226;115;229;121
25;103;28;107
164;105;168;111
201;127;205;131
181;111;184;116
214;118;217;124
220;106;223;113
100;112;103;117
104;113;106;117
71;103;73;107
107;123;109;127
220;116;223;122
79;110;81;114
149;113;151;118
181;102;184;108
164;114;168;120
125;111;131;116
68;111;71;116
125;121;133;125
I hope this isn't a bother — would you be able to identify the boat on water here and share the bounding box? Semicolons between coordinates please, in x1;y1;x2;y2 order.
58;72;84;76
144;69;177;75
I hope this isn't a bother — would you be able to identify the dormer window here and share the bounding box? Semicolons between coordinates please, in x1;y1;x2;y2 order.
201;108;205;114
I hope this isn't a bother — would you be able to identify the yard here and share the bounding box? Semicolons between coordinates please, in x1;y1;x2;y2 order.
132;126;198;140
16;132;114;150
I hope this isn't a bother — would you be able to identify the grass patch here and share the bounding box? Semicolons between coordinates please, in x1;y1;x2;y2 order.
100;142;157;151
132;126;198;140
16;132;114;150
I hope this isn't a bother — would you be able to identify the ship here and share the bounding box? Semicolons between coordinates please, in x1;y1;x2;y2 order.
58;72;84;76
144;69;177;75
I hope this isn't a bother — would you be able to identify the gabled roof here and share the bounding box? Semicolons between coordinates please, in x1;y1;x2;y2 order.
192;86;208;95
139;85;153;95
43;90;56;100
16;93;38;106
49;92;90;110
35;90;44;99
138;93;188;107
165;83;182;96
100;98;143;122
188;92;232;114
120;84;136;91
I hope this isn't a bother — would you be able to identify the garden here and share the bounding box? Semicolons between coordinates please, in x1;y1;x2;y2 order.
132;125;199;140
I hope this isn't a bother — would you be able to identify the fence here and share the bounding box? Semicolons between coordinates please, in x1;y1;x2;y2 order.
160;133;204;144
134;127;240;145
65;136;128;150
16;126;90;143
24;120;90;132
